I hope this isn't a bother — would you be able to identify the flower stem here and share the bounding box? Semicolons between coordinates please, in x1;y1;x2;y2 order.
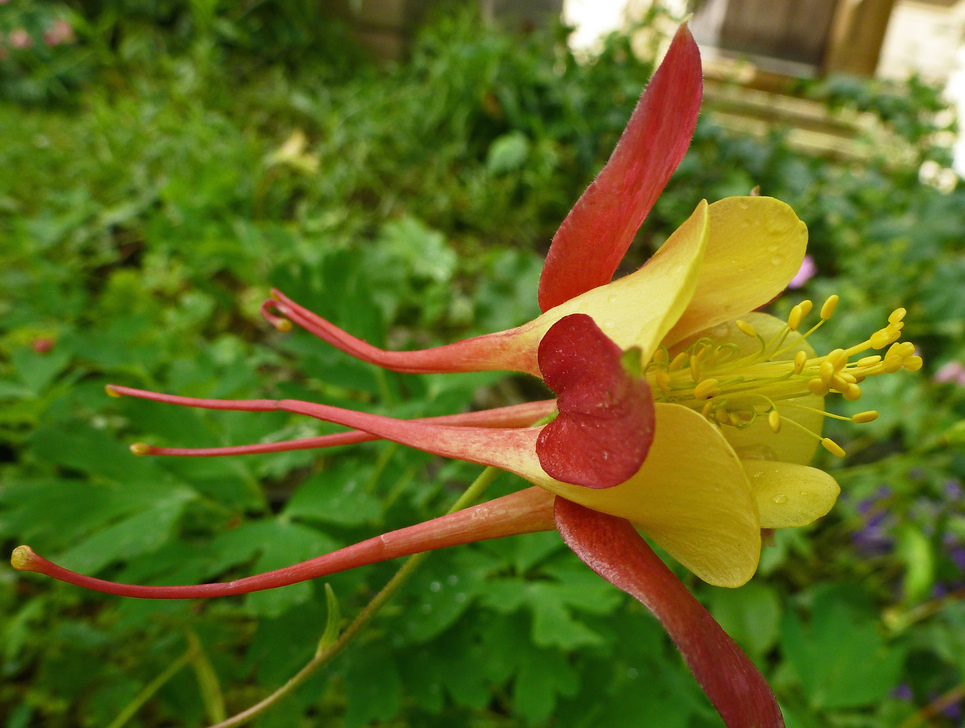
107;647;196;728
207;465;501;728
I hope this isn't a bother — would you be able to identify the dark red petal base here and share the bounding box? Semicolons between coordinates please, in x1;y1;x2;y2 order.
554;498;785;728
536;314;654;488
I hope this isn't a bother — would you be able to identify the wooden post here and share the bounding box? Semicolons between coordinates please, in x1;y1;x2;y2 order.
823;0;897;76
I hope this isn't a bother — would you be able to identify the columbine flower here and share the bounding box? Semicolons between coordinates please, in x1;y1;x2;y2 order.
11;24;922;728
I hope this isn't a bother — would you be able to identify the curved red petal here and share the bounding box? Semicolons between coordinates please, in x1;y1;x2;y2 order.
269;289;541;376
554;498;784;728
536;314;654;488
537;24;703;312
11;488;556;599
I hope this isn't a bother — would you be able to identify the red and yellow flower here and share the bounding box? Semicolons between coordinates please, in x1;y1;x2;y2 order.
12;24;920;728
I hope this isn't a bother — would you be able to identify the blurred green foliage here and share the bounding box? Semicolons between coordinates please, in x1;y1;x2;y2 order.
2;2;965;727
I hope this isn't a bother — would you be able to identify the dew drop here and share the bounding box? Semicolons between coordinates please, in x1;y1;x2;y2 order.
770;255;783;267
429;581;441;592
607;294;618;305
627;667;639;679
421;603;433;614
603;319;615;329
772;494;789;505
447;574;459;586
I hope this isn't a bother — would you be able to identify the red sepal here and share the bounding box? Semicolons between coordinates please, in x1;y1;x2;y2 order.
554;498;785;728
538;24;703;312
536;314;654;488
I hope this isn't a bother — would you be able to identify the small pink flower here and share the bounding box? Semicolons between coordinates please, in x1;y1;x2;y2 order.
9;28;33;49
44;19;76;47
788;254;816;289
31;337;55;355
934;361;965;386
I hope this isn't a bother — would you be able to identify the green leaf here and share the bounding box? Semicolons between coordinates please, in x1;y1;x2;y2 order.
487;132;530;175
513;645;579;722
284;463;383;527
207;519;340;618
55;486;196;573
343;643;403;728
707;581;782;656
781;586;904;709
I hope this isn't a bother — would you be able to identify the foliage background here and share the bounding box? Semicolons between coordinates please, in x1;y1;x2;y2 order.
2;2;965;727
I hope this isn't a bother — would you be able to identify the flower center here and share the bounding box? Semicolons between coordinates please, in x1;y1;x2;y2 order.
644;295;921;457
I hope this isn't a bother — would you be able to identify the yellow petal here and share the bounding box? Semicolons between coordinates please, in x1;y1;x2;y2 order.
676;312;824;465
522;200;709;361
544;403;761;588
743;460;840;528
665;197;808;347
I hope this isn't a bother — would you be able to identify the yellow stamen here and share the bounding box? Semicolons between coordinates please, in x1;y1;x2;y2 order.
799;299;813;317
888;307;906;325
694;378;720;400
767;409;781;433
669;351;689;372
788;305;804;332
820;295;839;320
822;438;846;458
655;370;671;392
648;295;917;450
735;320;757;338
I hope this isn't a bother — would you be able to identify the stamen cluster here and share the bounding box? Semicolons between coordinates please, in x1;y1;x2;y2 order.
644;296;921;458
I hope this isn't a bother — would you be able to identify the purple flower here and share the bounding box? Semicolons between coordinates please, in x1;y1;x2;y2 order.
788;254;816;289
934;361;965;386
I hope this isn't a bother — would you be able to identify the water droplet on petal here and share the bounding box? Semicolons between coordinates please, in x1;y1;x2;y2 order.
772;494;789;505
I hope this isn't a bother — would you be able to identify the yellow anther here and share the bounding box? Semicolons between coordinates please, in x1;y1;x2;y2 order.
694;378;720;400
883;356;904;374
888;308;906;325
852;410;879;424
837;371;857;384
274;319;293;333
819;360;835;385
896;341;916;359
653;348;669;364
105;385;122;398
826;348;848;371
768;409;781;433
787;305;804;332
820;295;839;320
735;319;758;338
794;350;808;374
655;370;672;392
799;299;813;317
130;442;151;456
808;379;830;396
690;355;701;382
701;400;714;418
831;374;852;393
842;384;862;401
857;355;881;367
870;327;900;349
669;352;689;372
904;355;923;372
821;438;846;458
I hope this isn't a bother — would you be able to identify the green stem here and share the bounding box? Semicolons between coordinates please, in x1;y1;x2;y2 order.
206;465;501;728
107;647;196;728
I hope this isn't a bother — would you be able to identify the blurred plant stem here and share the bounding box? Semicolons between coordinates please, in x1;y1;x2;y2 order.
208;465;501;728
